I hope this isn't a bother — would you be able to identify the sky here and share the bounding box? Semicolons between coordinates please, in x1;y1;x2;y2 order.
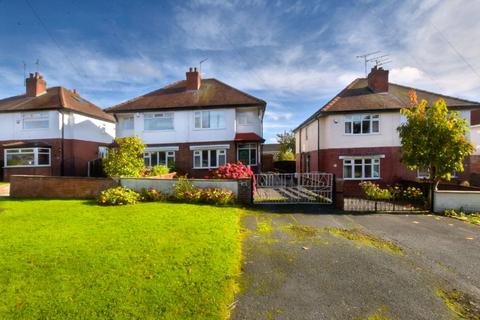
0;0;480;143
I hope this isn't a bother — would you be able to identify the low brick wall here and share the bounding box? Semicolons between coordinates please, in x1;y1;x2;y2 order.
10;175;118;199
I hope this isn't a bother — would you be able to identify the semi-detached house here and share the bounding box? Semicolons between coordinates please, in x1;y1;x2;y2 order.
0;72;115;181
294;66;480;195
107;68;266;177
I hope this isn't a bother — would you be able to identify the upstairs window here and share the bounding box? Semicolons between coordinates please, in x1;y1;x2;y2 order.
345;114;379;134
23;112;49;130
144;112;174;131
194;111;225;129
119;116;134;130
5;148;51;167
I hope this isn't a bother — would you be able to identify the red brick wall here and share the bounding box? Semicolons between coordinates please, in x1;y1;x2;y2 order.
261;154;274;172
319;146;416;195
10;175;118;198
1;139;110;181
147;141;237;178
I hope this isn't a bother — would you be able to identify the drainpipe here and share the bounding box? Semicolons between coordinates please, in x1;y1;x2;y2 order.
317;117;320;172
61;111;65;176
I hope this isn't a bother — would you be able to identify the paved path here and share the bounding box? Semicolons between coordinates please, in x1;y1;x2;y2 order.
232;210;480;320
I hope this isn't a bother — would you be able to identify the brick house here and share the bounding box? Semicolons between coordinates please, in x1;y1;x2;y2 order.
106;67;266;177
294;66;480;195
0;72;115;181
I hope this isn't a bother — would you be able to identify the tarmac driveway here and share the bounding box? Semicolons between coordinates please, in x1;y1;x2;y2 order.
232;208;480;320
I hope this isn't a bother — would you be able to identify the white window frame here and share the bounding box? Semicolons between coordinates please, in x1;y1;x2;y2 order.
237;143;257;166
119;116;134;130
144;112;174;131
193;149;227;169
342;157;381;180
4;147;51;168
143;151;175;168
194;110;225;129
344;114;380;135
417;167;430;179
22;112;50;130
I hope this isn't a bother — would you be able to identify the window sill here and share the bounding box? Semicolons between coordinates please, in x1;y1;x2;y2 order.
143;129;175;132
4;165;51;168
343;132;381;136
344;177;381;180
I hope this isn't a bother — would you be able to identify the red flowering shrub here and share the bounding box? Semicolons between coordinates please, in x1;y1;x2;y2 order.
208;162;256;192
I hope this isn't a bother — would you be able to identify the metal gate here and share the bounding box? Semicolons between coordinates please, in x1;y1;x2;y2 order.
254;173;333;204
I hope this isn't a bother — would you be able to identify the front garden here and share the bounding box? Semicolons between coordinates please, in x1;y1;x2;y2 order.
0;199;243;319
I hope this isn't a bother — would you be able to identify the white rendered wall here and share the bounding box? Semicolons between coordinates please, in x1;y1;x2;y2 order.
434;190;480;212
470;125;480;155
63;112;115;143
116;108;239;144
236;107;262;136
297;120;319;153
0;110;61;141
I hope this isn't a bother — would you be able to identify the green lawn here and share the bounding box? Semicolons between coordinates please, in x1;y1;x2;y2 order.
0;199;243;319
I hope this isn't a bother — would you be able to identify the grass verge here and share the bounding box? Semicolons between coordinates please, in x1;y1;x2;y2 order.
441;209;480;226
0;199;243;319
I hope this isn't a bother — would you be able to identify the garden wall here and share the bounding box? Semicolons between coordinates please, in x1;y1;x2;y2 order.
120;178;252;205
433;190;480;212
10;175;118;199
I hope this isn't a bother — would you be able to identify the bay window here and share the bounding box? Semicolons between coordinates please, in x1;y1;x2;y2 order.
144;151;175;167
237;143;257;166
193;149;226;169
5;148;51;167
194;111;225;129
144;112;174;130
345;114;379;134
22;112;49;130
343;157;380;180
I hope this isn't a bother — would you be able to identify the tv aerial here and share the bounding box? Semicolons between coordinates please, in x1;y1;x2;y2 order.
356;51;391;76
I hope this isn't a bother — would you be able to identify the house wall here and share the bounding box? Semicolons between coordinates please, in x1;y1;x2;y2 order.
63;112;115;143
1;138;111;181
0;110;61;140
116;107;262;144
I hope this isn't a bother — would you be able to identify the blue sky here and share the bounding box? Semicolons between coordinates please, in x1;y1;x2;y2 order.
1;0;480;143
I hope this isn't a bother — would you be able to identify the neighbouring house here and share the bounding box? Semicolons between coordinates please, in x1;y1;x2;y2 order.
261;143;281;172
293;66;480;195
0;72;115;181
106;67;266;177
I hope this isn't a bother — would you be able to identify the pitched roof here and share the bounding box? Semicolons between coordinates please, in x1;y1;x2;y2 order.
0;87;115;122
106;78;266;113
294;78;480;131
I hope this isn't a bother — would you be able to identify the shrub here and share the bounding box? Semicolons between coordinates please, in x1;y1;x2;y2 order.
172;177;235;205
103;136;146;177
209;162;256;191
140;188;167;202
402;186;424;202
97;186;141;206
359;181;392;201
149;165;170;176
200;188;235;205
278;151;295;161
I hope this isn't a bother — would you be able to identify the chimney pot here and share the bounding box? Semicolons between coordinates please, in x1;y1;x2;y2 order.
26;72;47;97
367;66;389;93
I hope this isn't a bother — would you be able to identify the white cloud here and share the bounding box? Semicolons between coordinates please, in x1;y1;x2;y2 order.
390;67;424;85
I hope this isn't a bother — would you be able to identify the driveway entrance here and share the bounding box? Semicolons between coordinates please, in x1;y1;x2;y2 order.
254;173;333;204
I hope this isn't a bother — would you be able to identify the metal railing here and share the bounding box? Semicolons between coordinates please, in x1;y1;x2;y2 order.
254;173;333;204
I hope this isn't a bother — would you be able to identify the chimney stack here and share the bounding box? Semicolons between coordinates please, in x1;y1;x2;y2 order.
367;66;389;93
186;67;201;90
26;72;47;97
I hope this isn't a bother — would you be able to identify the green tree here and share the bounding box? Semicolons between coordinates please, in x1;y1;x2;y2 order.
276;131;295;159
103;136;146;177
398;91;474;190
